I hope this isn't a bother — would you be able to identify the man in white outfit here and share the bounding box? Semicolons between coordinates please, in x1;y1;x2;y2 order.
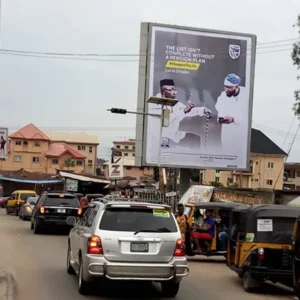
215;73;249;158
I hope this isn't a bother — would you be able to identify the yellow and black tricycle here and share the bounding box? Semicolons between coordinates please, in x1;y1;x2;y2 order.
227;204;300;293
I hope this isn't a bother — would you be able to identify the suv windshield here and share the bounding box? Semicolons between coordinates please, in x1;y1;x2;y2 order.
100;207;178;232
43;195;79;207
20;193;36;200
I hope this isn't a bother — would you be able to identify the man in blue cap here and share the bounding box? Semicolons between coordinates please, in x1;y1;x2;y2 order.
215;73;249;154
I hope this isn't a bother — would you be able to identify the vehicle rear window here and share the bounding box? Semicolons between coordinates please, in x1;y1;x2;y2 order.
43;195;79;207
99;207;178;232
20;193;36;200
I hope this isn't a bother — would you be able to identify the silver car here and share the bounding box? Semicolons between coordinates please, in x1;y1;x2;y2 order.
66;201;189;297
19;196;39;220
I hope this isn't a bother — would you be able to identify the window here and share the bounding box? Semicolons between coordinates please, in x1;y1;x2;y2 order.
255;179;259;182
89;146;93;153
76;160;83;166
227;178;233;184
124;153;128;156
116;145;120;149
266;179;273;186
88;160;93;166
133;153;135;157
35;142;40;147
14;155;21;162
125;146;129;149
15;141;21;145
43;195;79;207
133;146;135;150
32;157;39;163
100;207;177;232
140;167;144;171
52;159;59;165
267;162;274;169
77;145;86;151
215;177;220;182
20;193;36;201
296;171;300;178
23;141;28;146
256;161;259;165
126;167;132;170
216;170;220;173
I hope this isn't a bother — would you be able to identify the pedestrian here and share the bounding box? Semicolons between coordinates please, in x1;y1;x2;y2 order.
175;203;189;241
215;73;248;154
79;197;88;214
0;136;6;156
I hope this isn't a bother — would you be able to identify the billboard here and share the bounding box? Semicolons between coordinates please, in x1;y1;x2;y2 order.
0;128;8;160
108;162;124;180
135;23;256;170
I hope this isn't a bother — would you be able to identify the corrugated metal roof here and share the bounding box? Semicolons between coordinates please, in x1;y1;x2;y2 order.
0;176;63;184
59;171;109;184
45;131;99;144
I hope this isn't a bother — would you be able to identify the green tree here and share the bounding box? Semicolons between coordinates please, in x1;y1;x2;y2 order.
292;14;300;115
209;181;224;188
64;158;75;170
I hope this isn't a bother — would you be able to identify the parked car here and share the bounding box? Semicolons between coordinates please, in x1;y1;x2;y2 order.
66;201;189;297
19;196;39;221
6;190;37;216
0;197;9;208
31;191;82;234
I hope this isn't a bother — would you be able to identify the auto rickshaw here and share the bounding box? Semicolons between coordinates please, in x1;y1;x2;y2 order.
227;204;300;293
184;202;249;257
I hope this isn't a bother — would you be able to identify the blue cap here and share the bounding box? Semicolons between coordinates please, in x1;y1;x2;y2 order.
224;73;241;86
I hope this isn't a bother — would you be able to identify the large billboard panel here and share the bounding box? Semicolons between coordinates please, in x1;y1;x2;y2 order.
0;127;8;160
135;23;256;170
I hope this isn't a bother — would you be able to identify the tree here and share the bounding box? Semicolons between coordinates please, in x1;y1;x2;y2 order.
64;158;75;170
292;14;300;115
209;181;224;188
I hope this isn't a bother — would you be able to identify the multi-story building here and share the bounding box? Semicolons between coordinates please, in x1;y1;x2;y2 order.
105;139;153;180
201;129;287;190
45;131;99;174
2;123;99;174
283;163;300;190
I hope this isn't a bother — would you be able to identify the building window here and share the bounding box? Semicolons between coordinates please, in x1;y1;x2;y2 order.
23;141;28;146
77;145;86;151
88;160;93;166
256;161;259;165
133;146;135;150
32;157;39;163
35;142;40;147
255;179;259;182
76;160;83;166
14;155;21;162
15;141;21;145
266;179;273;186
133;153;135;157
216;170;220;173
89;146;93;153
126;167;132;170
125;146;129;149
124;153;128;156
267;162;274;169
296;171;300;178
52;159;59;165
116;145;120;149
140;167;144;171
227;178;233;184
215;177;220;182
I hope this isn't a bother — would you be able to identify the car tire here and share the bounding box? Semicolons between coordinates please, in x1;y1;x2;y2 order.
243;271;260;293
33;219;42;234
67;244;75;275
78;257;91;295
161;281;180;298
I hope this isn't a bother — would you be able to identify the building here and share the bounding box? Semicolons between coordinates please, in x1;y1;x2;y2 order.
45;131;99;174
105;139;153;180
2;123;98;174
283;163;300;190
201;129;287;190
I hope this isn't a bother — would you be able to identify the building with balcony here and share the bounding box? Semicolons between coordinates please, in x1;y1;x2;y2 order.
112;139;135;158
2;124;98;174
283;163;300;190
201;129;287;190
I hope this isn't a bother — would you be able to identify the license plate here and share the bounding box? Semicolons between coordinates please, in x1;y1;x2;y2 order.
130;243;149;253
57;208;66;213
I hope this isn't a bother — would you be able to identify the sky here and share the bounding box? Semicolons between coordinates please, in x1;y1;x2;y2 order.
0;0;300;162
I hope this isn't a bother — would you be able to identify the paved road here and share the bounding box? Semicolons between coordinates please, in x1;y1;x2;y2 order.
0;209;295;300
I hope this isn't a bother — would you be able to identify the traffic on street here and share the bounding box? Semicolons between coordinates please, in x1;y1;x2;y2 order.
0;208;294;300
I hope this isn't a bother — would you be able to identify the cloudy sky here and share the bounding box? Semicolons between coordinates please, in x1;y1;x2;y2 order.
0;0;299;161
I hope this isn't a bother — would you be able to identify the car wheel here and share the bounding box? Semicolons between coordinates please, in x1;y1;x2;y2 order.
161;281;180;298
78;257;91;295
67;244;75;275
243;271;260;293
33;219;42;234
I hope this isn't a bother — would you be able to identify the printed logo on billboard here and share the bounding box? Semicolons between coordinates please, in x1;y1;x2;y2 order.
111;165;120;176
228;44;241;60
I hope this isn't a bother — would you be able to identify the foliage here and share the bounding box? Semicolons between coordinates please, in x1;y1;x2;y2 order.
209;181;224;187
227;182;239;189
64;158;75;170
292;14;300;115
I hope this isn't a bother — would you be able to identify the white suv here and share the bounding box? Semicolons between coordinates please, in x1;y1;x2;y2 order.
66;201;189;297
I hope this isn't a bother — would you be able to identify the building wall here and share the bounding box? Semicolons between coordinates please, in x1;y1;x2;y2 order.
113;142;135;158
56;142;97;174
46;153;85;174
2;139;49;172
201;154;285;190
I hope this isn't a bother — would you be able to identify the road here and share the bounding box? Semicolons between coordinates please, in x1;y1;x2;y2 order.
0;209;295;300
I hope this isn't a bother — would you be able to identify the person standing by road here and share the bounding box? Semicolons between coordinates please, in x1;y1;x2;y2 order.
175;203;189;241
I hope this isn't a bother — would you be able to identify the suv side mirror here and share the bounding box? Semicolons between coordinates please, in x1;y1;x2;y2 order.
66;216;76;226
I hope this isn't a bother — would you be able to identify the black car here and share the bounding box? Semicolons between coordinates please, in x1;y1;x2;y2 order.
30;192;82;234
